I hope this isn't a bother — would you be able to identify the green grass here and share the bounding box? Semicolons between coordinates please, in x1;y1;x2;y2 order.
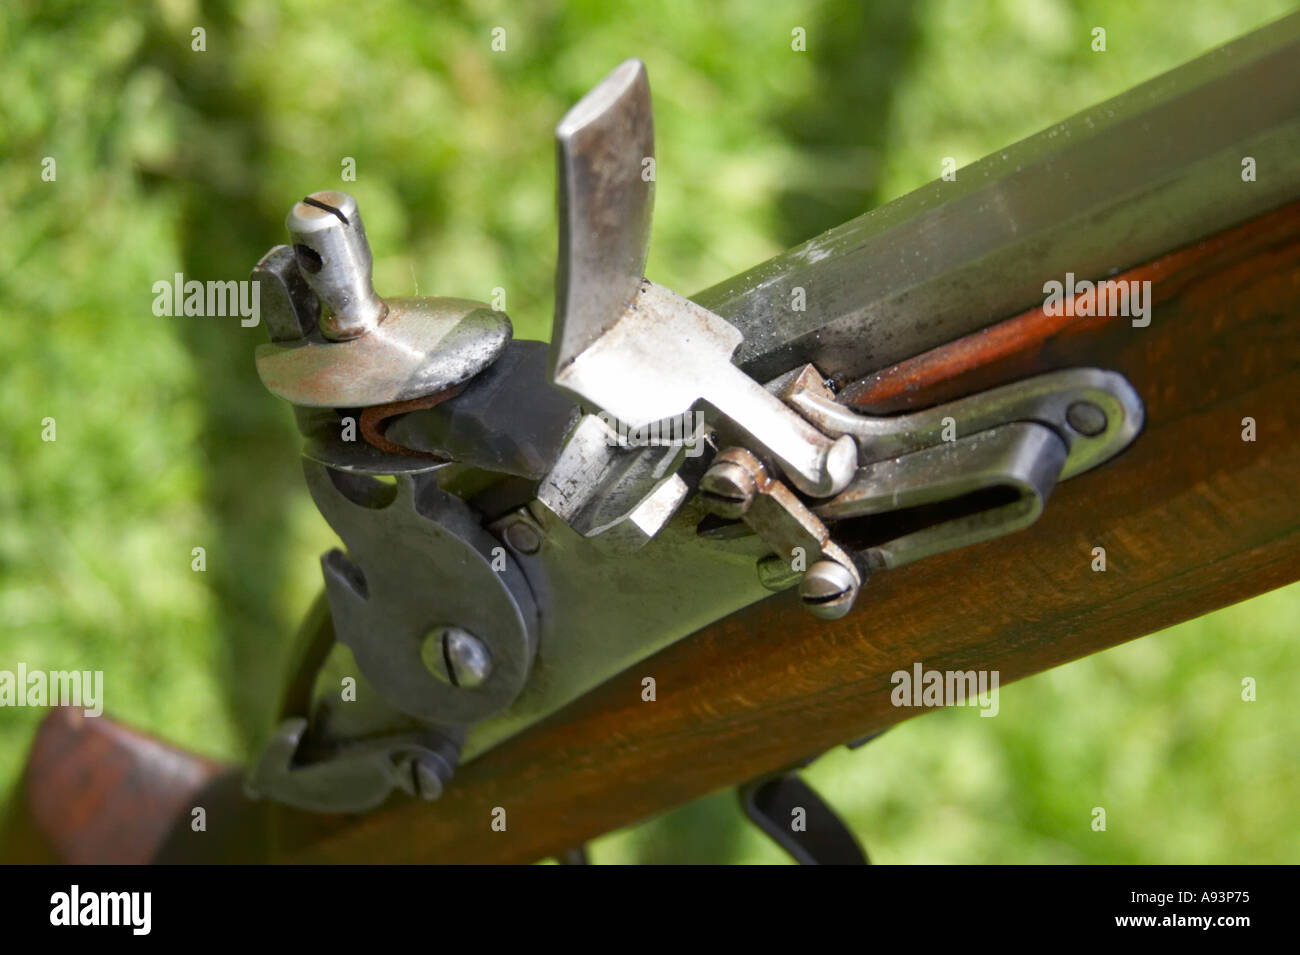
2;0;1296;863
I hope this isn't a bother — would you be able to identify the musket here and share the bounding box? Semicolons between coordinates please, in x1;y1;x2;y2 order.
7;11;1300;865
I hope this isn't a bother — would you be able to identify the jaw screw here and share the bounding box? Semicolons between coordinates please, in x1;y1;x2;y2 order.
285;190;388;341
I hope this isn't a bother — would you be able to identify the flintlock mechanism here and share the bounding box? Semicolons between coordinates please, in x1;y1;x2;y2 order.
243;60;1142;823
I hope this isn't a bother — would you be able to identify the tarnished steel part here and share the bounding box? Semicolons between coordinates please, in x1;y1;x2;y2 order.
553;58;654;378
251;245;320;342
297;342;578;478
536;413;688;549
703;447;861;604
305;463;539;725
422;626;493;689
554;278;857;497
459;493;774;760
799;560;860;620
256;298;511;408
246;717;460;813
778;367;1138;571
286;631;476;808
697;454;757;520
703;367;1137;588
303;639;427;743
291;27;1289;775
254;190;512;409
607;475;691;552
789;366;1143;481
286;191;388;341
384;341;581;480
490;507;546;556
819;422;1068;571
358;385;465;457
551;60;855;500
555;276;736;425
694;12;1300;384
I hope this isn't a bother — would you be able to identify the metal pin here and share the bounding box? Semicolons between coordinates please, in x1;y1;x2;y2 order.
422;626;493;689
286;190;387;341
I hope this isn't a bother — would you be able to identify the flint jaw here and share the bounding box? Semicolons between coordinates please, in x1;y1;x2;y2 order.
552;58;655;379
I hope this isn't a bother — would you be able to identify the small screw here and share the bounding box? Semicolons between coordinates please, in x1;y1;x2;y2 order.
394;753;449;801
799;560;860;620
421;626;493;688
1066;401;1108;437
411;757;446;801
503;519;543;554
699;458;758;519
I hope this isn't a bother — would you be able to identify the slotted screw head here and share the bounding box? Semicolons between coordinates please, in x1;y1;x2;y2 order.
799;560;859;620
411;756;447;801
421;626;493;689
392;751;454;802
699;458;758;519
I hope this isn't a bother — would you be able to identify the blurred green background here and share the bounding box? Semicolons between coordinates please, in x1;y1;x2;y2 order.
2;0;1297;863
